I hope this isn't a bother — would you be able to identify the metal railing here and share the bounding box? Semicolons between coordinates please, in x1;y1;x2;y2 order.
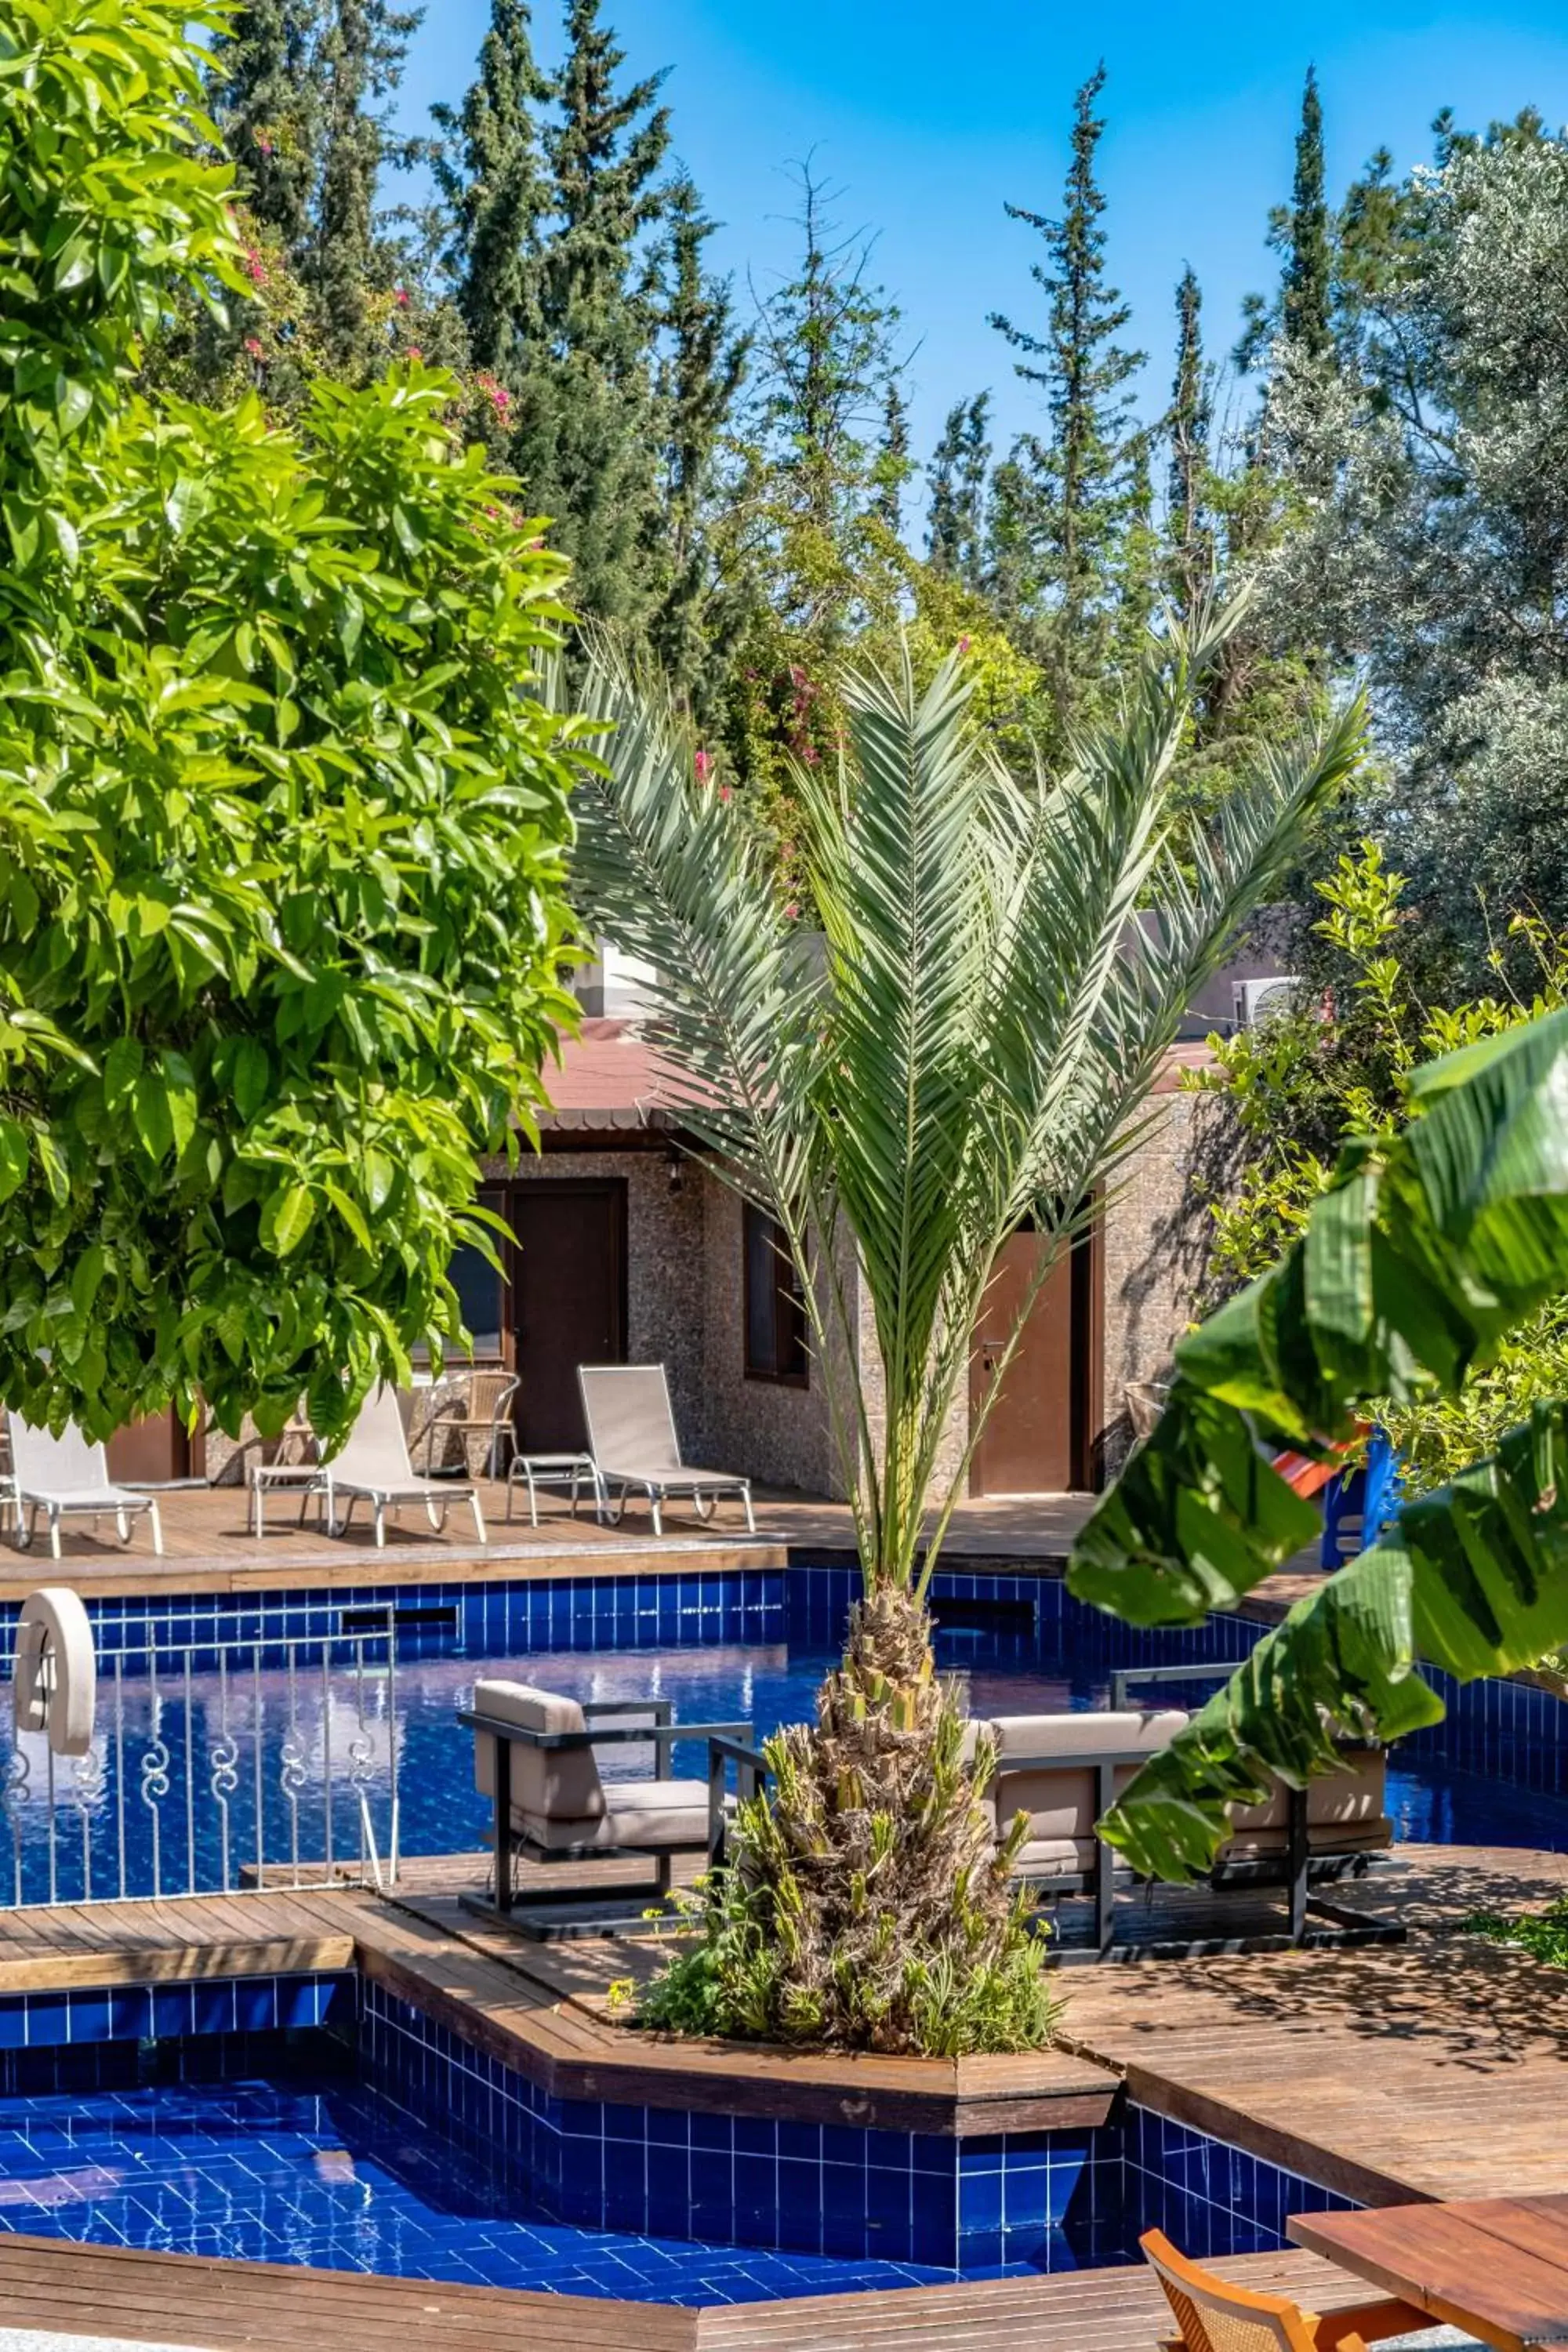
0;1609;400;1908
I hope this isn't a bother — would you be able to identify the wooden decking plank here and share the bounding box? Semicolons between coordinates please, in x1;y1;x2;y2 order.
0;2237;695;2350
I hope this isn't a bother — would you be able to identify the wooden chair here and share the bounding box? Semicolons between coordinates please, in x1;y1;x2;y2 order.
1142;2229;1426;2352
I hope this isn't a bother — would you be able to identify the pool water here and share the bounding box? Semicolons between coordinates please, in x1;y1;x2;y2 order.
0;2068;958;2303
3;1591;1562;1904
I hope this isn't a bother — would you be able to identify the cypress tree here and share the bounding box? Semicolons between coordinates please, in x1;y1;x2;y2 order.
927;392;993;591
1165;265;1213;621
309;0;422;379
876;379;910;535
988;63;1145;721
1116;431;1157;665
648;176;749;704
507;0;670;626
1237;65;1335;368
208;0;327;251
1283;67;1332;355
433;0;550;375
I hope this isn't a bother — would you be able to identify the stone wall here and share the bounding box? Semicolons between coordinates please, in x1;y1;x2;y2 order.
1098;1087;1234;1475
698;1174;845;1498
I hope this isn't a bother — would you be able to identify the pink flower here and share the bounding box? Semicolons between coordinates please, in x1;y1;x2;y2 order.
243;334;265;359
256;136;274;156
718;785;733;804
784;901;800;920
394;287;411;309
241;247;267;287
957;634;971;654
406;343;423;360
694;750;713;782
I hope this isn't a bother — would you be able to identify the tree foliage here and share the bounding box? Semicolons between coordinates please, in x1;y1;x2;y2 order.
987;64;1146;735
1256;121;1568;996
0;0;581;1447
1070;1007;1568;1879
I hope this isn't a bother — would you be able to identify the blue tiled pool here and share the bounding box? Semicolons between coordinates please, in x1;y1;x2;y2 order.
3;1563;1566;1904
0;2068;956;2302
0;1984;1352;2299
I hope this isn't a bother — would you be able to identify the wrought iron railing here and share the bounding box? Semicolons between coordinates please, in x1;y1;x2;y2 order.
0;1608;400;1907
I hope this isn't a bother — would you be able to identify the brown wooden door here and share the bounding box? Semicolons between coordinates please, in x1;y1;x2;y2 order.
107;1408;204;1484
968;1230;1078;1496
508;1181;627;1453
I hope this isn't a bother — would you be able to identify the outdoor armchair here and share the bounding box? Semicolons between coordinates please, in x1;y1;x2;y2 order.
578;1364;755;1535
461;1678;750;1938
323;1384;487;1549
8;1418;164;1559
1142;2227;1426;2352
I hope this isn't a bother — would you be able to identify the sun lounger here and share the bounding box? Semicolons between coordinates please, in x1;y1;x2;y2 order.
8;1418;164;1558
578;1364;754;1535
460;1679;750;1937
323;1383;487;1548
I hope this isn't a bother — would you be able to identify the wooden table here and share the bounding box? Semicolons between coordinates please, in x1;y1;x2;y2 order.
1290;2194;1568;2351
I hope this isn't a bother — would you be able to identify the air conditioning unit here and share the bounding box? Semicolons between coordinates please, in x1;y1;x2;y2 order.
1232;975;1301;1029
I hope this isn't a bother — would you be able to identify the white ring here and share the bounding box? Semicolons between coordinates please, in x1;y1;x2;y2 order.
15;1588;96;1757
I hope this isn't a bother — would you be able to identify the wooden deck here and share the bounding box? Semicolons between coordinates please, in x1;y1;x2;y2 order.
0;1850;1566;2344
0;1483;1098;1602
2;1841;1568;2190
0;2236;1381;2352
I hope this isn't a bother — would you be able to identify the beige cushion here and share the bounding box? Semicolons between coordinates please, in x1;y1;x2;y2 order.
514;1777;710;1854
1222;1747;1388;1857
472;1680;604;1823
989;1710;1189;1853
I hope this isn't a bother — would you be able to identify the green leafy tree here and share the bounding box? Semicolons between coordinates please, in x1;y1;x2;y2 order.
0;0;581;1448
875;378;910;534
714;165;910;840
1069;1008;1568;1883
430;0;550;377
1259;118;1568;997
308;0;422;379
988;64;1146;734
501;0;669;629
1189;840;1568;1489
570;607;1363;2050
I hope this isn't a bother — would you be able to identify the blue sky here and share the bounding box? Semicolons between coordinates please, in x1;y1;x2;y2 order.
396;2;1567;483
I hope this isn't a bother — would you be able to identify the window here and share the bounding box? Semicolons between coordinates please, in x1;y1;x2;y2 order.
445;1189;507;1360
743;1202;808;1385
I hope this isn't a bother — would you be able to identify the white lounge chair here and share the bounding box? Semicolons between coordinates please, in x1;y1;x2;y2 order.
578;1364;754;1535
324;1384;487;1549
9;1418;164;1558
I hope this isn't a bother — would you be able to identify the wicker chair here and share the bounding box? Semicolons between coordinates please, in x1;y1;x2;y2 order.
418;1370;519;1478
1142;2230;1425;2352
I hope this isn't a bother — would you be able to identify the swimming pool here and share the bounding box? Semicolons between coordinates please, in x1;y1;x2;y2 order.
0;1983;1351;2296
2;1563;1564;1904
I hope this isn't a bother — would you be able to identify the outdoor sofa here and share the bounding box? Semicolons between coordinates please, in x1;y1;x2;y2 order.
976;1693;1393;1956
461;1676;750;1938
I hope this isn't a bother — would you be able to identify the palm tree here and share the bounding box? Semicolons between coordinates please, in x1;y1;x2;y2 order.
570;605;1364;2051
